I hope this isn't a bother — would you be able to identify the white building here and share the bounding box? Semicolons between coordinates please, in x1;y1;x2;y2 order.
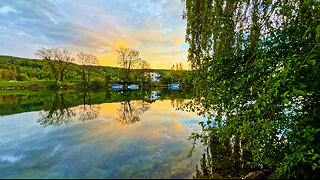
145;71;160;82
145;90;160;101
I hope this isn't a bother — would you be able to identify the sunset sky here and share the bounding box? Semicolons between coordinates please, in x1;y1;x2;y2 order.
0;0;189;69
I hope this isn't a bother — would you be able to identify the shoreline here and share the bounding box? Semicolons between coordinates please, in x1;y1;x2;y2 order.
0;80;192;90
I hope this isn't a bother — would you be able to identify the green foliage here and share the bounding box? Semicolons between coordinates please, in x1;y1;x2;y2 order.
20;73;29;81
1;55;178;86
0;53;193;87
0;81;56;89
182;0;320;178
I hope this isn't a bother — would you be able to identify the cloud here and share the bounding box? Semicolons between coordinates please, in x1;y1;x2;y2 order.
0;5;18;14
0;0;189;69
0;154;22;163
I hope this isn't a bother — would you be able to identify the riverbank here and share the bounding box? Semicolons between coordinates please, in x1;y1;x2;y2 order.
0;80;88;90
0;80;191;90
0;80;56;90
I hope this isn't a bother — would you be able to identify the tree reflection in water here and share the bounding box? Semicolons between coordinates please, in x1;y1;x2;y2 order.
116;100;151;125
192;133;255;179
37;92;75;127
171;99;185;109
37;90;100;127
75;91;101;122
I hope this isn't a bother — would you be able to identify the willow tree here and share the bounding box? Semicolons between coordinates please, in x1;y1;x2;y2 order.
182;0;320;178
35;47;75;83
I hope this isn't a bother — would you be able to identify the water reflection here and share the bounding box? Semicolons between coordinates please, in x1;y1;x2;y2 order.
36;91;101;127
0;88;208;179
0;88;196;127
117;100;151;125
171;99;185;109
193;134;254;179
37;92;75;127
75;91;101;122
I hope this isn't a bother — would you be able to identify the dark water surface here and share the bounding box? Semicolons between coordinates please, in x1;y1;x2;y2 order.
0;88;208;179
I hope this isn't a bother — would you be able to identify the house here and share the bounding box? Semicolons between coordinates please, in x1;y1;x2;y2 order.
145;71;160;82
145;90;160;102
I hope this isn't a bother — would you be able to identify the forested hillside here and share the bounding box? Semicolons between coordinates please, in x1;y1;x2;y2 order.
0;55;191;86
0;55;121;82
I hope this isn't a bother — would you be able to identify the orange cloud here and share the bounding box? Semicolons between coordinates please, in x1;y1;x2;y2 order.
70;23;189;69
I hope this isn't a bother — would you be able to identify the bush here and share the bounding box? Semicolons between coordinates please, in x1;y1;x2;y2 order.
20;73;29;81
90;78;104;87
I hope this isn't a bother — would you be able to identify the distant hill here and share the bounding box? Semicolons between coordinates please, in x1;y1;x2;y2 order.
0;55;173;83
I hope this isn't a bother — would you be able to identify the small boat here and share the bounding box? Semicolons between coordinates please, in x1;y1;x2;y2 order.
169;86;180;90
113;88;123;91
169;83;179;87
128;84;139;90
112;84;123;90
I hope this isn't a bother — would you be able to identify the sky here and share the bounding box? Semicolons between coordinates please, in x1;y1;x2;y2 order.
0;0;189;69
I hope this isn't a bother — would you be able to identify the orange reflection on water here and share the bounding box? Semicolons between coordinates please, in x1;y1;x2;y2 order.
78;100;203;151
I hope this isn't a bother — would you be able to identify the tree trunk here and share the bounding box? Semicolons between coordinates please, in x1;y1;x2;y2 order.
82;66;87;86
60;72;64;82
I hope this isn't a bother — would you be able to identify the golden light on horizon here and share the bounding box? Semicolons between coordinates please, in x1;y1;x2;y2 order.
74;25;190;69
1;0;189;69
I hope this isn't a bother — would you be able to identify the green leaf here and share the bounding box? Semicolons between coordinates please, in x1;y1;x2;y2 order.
312;163;318;170
307;60;316;66
316;25;320;42
317;25;320;32
293;89;306;96
274;82;280;88
304;27;311;39
299;84;307;89
256;109;260;115
284;98;289;104
282;91;290;97
312;154;319;161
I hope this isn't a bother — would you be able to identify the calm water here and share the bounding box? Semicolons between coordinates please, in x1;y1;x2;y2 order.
0;88;206;179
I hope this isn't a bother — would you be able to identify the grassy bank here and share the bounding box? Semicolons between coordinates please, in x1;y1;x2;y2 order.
0;80;56;89
0;80;86;89
0;80;190;90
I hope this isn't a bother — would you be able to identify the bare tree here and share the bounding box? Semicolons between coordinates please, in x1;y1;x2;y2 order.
137;59;150;70
77;51;98;86
35;47;75;83
116;47;141;81
136;59;151;84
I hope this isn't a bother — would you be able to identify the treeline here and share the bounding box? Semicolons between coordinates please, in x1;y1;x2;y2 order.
0;55;122;83
0;52;192;87
0;55;49;81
